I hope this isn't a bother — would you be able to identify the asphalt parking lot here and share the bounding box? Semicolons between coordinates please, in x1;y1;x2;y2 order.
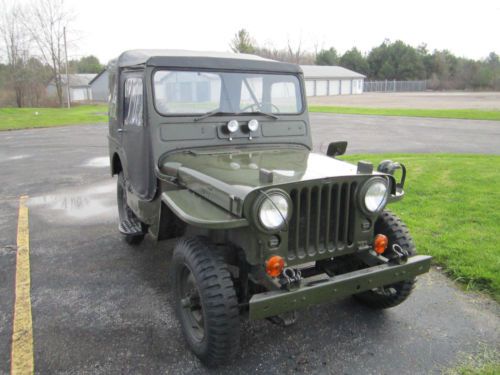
311;113;500;154
1;114;499;374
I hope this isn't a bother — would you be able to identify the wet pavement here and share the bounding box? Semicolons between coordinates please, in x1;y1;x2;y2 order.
1;117;499;374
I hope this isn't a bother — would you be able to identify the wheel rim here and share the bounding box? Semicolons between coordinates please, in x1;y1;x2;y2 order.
179;264;205;342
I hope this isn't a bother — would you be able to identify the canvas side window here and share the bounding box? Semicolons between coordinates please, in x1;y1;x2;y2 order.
108;73;118;119
124;77;143;126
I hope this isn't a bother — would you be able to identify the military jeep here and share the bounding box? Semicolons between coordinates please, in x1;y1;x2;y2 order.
107;50;431;366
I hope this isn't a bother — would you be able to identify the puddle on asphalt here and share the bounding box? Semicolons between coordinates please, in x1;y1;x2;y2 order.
0;154;32;163
82;157;110;168
28;180;118;224
9;154;31;160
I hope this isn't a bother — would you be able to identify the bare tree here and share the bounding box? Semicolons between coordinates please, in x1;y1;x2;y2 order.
23;0;74;107
287;39;303;64
0;2;30;107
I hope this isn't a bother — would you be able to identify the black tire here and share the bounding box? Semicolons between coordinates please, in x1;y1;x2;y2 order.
172;237;240;366
117;172;145;245
354;210;417;309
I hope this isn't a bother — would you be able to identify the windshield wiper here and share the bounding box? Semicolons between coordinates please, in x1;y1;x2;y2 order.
236;111;279;120
194;110;234;122
194;109;279;121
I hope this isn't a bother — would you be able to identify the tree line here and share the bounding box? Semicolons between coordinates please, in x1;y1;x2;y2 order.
0;0;104;107
2;16;499;108
230;29;500;90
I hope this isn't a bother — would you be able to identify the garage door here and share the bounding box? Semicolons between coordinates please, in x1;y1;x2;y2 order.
340;80;352;95
352;79;363;94
70;88;86;101
305;80;315;96
328;80;340;95
315;80;328;96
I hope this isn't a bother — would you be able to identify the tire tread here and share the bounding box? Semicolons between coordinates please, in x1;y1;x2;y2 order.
172;236;239;366
355;210;417;309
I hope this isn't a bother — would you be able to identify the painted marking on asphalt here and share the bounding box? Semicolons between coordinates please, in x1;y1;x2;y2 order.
11;196;34;375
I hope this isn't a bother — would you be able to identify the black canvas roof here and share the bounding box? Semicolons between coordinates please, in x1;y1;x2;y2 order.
111;49;302;73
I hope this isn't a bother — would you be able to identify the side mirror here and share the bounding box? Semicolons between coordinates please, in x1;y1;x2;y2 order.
326;141;348;157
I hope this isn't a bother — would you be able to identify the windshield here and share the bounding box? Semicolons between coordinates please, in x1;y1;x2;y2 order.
153;70;303;116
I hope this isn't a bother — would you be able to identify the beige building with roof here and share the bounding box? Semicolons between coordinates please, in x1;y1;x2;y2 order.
89;58;366;103
301;65;365;97
46;74;97;103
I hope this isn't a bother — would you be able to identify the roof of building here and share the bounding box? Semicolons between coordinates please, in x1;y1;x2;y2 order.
89;69;107;85
300;65;365;79
48;74;97;87
109;49;302;73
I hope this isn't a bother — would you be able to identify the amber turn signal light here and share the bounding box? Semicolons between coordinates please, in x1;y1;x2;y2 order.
374;234;389;254
266;255;285;277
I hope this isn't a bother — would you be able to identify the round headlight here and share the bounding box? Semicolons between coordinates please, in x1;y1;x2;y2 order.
363;179;388;213
227;119;239;133
248;119;259;132
258;194;289;230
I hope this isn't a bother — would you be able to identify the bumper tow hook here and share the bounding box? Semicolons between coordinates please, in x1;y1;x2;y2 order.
389;244;409;265
279;267;302;290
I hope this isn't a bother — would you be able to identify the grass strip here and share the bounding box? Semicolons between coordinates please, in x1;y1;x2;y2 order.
309;106;500;121
0;105;108;130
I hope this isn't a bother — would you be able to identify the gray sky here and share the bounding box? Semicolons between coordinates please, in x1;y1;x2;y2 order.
10;0;500;63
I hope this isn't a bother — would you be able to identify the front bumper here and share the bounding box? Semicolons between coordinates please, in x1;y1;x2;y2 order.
249;255;432;320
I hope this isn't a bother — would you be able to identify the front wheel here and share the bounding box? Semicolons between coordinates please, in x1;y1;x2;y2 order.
354;210;417;309
172;237;240;366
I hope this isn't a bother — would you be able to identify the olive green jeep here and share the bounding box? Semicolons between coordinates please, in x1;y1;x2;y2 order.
107;50;431;366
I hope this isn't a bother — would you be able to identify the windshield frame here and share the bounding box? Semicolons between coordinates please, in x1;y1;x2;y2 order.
151;67;306;118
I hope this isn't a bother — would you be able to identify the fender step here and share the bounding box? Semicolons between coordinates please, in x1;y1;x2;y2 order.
119;217;144;236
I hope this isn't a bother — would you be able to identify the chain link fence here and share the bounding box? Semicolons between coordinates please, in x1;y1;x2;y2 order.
363;80;427;92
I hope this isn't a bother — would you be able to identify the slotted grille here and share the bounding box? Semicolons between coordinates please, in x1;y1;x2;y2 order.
287;182;357;261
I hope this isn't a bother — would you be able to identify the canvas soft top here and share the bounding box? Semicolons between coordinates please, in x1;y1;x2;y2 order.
109;49;303;73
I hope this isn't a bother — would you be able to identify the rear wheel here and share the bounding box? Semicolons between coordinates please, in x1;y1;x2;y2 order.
172;237;239;366
117;172;145;245
354;210;417;309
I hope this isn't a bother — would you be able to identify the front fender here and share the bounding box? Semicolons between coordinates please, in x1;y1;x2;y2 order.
161;190;249;230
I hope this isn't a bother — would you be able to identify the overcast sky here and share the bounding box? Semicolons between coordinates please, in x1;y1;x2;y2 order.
8;0;500;63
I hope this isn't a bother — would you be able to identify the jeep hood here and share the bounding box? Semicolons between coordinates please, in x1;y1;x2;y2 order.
160;147;359;216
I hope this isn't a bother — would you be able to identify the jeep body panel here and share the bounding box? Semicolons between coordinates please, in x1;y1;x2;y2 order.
159;147;394;211
158;147;398;267
161;190;248;229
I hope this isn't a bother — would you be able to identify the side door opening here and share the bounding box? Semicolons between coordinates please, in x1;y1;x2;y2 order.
120;70;155;200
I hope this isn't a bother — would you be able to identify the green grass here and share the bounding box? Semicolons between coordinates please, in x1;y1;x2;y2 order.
446;362;500;375
309;106;500;121
443;347;500;375
341;154;500;301
4;105;499;130
0;105;108;130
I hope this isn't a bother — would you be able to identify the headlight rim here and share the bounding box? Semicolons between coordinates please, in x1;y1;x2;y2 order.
359;177;390;215
253;189;292;233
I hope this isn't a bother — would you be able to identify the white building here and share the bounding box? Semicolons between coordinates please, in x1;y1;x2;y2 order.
89;70;109;102
46;74;96;102
300;65;365;97
89;63;365;103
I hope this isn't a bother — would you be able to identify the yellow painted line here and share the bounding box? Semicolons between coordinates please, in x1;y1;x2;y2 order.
11;196;34;375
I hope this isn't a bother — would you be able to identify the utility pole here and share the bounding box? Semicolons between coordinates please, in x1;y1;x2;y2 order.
63;26;70;108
